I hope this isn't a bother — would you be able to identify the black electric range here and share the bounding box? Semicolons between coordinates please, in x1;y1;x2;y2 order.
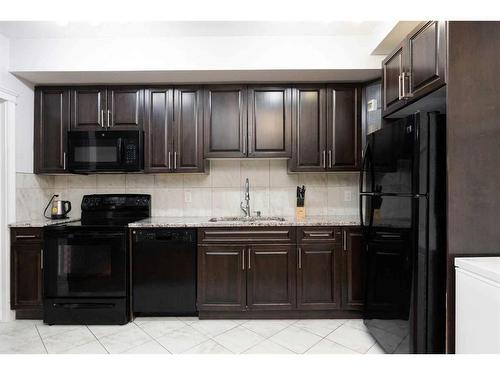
43;194;151;325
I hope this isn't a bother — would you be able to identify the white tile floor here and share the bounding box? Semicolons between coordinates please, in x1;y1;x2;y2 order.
0;318;386;354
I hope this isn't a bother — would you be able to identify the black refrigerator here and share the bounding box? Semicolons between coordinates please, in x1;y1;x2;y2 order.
360;111;446;354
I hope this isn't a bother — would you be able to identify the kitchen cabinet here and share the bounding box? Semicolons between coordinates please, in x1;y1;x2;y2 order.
342;227;365;311
203;85;247;158
297;243;342;310
144;87;206;173
197;245;247;311
382;21;446;117
289;85;360;172
327;85;361;170
247;86;292;158
70;87;106;130
246;244;296;310
173;87;205;172
197;228;296;312
70;86;143;131
34;87;70;174
10;228;43;319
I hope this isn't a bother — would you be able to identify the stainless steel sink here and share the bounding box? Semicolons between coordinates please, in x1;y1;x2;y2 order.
209;216;286;222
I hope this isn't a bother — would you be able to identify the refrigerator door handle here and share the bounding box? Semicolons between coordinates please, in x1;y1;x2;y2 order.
359;144;370;229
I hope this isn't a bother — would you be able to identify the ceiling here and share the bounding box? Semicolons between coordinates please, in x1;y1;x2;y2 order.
0;21;394;38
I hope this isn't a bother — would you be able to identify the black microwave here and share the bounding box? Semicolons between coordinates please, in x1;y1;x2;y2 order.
68;131;143;173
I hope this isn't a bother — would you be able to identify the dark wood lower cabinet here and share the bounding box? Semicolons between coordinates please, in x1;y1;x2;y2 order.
10;228;43;319
247;245;295;310
197;245;246;311
197;226;365;317
297;243;342;310
342;228;366;311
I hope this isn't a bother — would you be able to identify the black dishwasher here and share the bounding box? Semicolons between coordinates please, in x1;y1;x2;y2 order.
132;229;197;316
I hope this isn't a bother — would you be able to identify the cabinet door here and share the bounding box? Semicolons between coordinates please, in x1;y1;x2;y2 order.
297;243;342;310
197;245;246;311
11;245;43;309
144;88;174;172
203;86;247;158
70;87;106;131
382;44;405;115
34;88;70;173
247;86;291;158
406;21;446;99
289;85;327;172
107;87;143;130
173;87;205;172
342;228;366;311
247;245;296;310
327;85;361;171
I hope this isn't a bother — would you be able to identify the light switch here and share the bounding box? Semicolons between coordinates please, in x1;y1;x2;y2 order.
184;191;192;203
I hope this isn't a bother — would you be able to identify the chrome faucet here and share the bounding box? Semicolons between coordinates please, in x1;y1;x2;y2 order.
240;178;251;217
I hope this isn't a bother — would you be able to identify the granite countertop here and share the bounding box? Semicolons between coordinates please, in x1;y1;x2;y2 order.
129;215;360;228
9;217;80;228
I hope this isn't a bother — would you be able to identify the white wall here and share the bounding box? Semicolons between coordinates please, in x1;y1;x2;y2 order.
0;34;34;173
9;35;384;73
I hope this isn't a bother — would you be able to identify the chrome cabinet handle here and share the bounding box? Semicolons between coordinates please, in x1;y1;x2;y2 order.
107;110;111;127
401;72;406;99
309;233;330;237
298;247;302;269
40;249;43;270
168;152;171;169
63;152;67;170
242;249;245;270
328;150;332;168
322;150;326;168
248;247;251;269
343;231;347;251
15;234;38;239
174;152;177;169
100;110;105;127
398;73;403;100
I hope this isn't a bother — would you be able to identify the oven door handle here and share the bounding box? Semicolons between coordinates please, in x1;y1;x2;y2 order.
65;232;124;240
117;138;124;165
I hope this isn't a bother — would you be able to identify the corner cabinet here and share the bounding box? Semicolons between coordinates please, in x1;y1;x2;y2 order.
382;21;446;117
34;88;70;174
10;227;44;319
288;84;361;172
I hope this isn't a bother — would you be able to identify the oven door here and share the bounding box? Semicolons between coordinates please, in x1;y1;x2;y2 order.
44;227;127;298
67;131;142;172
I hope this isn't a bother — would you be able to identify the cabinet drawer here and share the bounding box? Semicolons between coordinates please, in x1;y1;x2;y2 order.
198;227;296;244
298;227;340;243
11;228;43;244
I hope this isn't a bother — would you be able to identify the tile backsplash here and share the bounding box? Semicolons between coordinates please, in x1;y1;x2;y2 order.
15;160;359;221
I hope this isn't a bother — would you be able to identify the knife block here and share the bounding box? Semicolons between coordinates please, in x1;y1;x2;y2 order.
295;207;306;220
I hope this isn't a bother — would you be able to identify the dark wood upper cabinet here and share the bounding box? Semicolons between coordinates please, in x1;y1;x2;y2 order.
382;21;446;117
70;87;106;131
297;243;342;310
246;245;296;310
173;87;205;172
289;85;327;172
204;86;247;158
342;228;365;311
107;87;144;130
382;44;405;115
144;88;174;172
247;86;291;158
197;245;247;311
327;85;361;170
34;88;70;173
406;21;446;99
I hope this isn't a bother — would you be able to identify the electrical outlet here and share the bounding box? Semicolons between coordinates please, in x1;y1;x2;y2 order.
184;191;192;203
344;190;352;202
